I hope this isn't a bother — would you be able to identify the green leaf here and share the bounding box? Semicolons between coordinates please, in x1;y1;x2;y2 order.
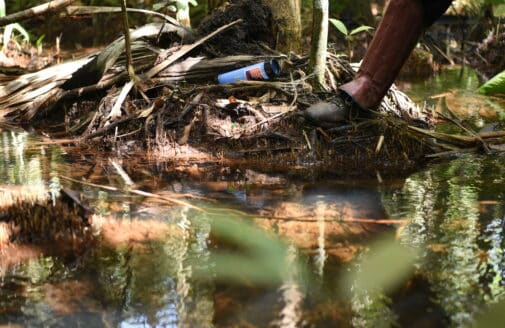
152;2;167;11
342;238;419;296
0;0;6;17
188;0;198;6
2;24;12;47
36;34;45;47
349;25;374;36
191;208;307;287
175;0;188;10
11;23;29;42
167;4;177;12
477;70;505;95
329;18;348;36
494;4;505;17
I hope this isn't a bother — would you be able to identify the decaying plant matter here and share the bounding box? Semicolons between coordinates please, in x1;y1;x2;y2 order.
0;0;503;169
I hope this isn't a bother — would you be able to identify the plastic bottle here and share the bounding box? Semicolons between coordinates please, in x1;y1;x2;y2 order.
217;59;281;84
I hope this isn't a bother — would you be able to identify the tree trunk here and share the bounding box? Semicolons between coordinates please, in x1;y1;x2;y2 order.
309;0;329;91
261;0;302;53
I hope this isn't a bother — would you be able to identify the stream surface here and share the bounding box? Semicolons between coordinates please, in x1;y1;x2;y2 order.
1;68;505;327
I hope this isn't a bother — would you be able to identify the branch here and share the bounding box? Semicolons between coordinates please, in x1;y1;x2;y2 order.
64;6;184;28
120;0;135;82
0;0;76;27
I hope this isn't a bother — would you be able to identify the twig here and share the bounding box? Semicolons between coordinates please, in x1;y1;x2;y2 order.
0;0;76;27
426;148;478;158
110;159;135;186
302;130;312;150
64;6;184;28
237;146;303;153
375;135;385;154
438;111;490;153
120;0;135;82
84;113;136;140
147;19;243;78
408;125;476;145
59;175;204;212
289;72;298;108
249;111;288;130
116;128;141;139
61;74;127;101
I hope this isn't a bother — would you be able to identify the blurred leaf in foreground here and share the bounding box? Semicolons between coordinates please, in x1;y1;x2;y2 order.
478;70;505;95
475;299;505;328
343;238;420;296
194;209;306;287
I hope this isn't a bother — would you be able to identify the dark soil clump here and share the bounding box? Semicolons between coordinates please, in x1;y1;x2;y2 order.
198;0;275;56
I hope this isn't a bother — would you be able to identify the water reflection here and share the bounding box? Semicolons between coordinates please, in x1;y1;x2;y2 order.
399;67;505;129
384;156;505;327
2;129;505;327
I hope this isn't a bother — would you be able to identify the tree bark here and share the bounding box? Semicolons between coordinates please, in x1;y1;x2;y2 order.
261;0;302;53
309;0;329;91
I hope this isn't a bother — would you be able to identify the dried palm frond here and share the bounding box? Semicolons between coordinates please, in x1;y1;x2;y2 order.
0;22;192;122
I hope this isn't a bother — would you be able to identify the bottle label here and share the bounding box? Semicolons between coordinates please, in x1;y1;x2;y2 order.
246;67;266;80
218;62;269;84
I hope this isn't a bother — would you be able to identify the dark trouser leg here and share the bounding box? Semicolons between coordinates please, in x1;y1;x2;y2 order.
338;0;452;110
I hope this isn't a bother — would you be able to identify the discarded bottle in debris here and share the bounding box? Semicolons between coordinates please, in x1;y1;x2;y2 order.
218;59;281;84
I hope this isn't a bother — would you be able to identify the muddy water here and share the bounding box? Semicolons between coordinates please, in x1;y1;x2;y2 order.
1;74;505;327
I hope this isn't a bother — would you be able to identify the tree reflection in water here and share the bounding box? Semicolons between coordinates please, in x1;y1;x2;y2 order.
381;156;505;327
3;128;505;327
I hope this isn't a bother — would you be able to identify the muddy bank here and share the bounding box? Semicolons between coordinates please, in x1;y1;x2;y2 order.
2;1;501;174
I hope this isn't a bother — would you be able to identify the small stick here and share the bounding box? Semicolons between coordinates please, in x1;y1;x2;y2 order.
120;0;136;83
302;130;312;150
375;135;385;154
110;159;135;186
64;6;183;27
438;111;490;153
59;175;205;212
0;0;76;27
83;113;136;140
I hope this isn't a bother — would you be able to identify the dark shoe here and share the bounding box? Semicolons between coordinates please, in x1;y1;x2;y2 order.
338;0;452;110
300;96;354;128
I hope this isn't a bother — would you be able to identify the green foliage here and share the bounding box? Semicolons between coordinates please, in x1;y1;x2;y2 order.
3;23;30;45
329;18;373;58
329;18;373;37
153;0;197;13
0;0;30;50
35;34;45;48
477;70;505;95
496;4;505;16
450;0;505;16
329;18;348;35
342;238;419;297
194;210;305;286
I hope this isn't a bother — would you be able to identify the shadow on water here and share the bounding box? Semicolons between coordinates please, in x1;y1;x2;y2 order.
1;93;505;327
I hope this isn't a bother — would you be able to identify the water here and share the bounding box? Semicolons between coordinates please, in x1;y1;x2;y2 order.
1;70;505;327
399;66;505;131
